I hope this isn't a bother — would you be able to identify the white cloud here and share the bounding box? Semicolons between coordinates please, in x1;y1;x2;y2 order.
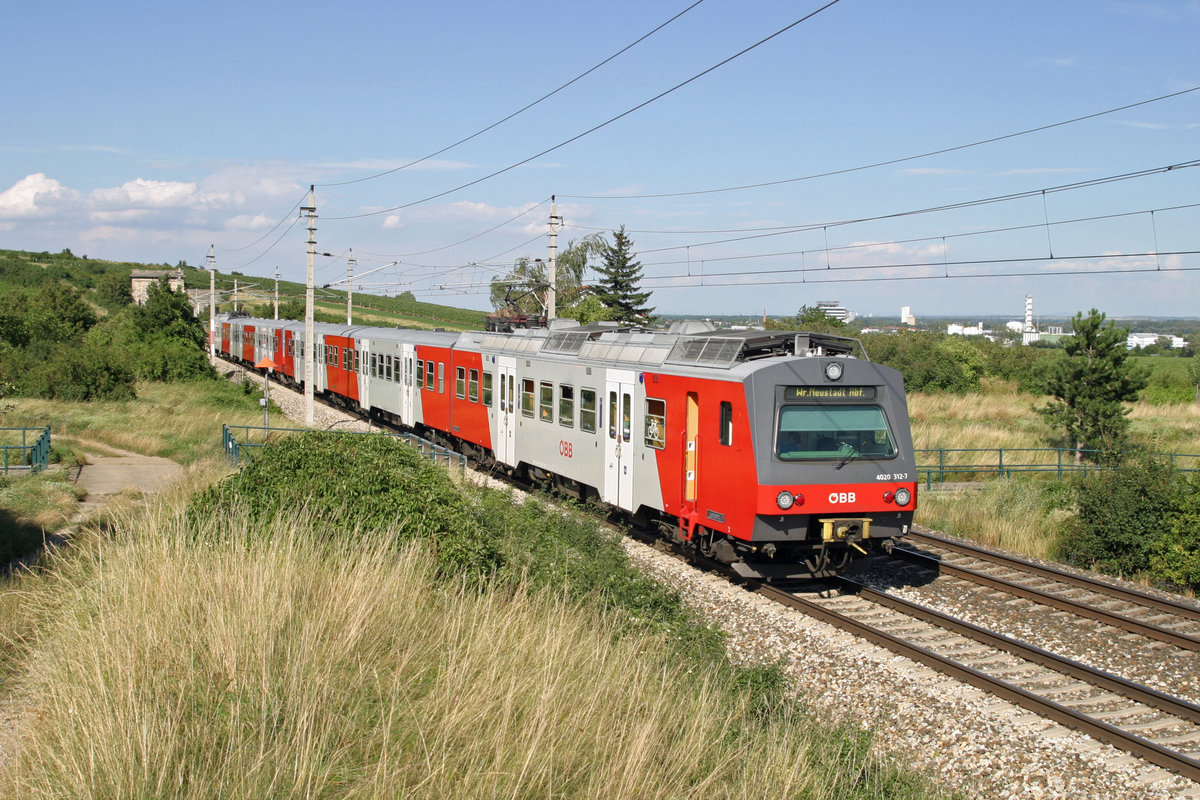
382;215;405;230
0;173;80;218
90;178;200;210
226;213;275;230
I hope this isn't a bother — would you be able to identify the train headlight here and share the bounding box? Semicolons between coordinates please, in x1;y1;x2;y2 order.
776;491;794;510
824;361;844;381
894;488;912;507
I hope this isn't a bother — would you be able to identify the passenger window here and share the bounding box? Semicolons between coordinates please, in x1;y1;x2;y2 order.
456;366;466;399
416;359;424;387
425;360;434;391
539;381;554;423
580;388;597;433
437;362;445;393
370;353;377;377
608;391;618;439
521;379;535;418
482;372;493;406
645;398;666;449
469;369;479;403
719;401;733;446
622;393;632;442
559;384;574;428
385;355;393;382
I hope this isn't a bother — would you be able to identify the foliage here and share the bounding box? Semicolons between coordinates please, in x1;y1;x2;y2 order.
488;234;607;318
557;294;614;325
860;330;982;393
1;341;136;402
189;433;499;574
1053;457;1180;577
94;273;133;309
594;226;654;323
1040;309;1148;463
1151;472;1200;590
763;304;847;334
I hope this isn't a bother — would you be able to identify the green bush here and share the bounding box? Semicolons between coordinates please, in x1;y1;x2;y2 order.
1054;457;1180;576
1150;473;1200;591
189;433;499;574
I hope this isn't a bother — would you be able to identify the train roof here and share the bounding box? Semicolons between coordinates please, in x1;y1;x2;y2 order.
458;321;865;371
222;314;864;371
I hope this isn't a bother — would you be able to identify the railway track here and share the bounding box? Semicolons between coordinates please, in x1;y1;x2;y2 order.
752;577;1200;783
894;529;1200;652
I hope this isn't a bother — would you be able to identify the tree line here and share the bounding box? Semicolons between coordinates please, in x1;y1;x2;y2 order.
0;274;213;402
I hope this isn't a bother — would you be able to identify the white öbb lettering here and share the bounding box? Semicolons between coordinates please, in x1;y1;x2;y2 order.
828;491;856;504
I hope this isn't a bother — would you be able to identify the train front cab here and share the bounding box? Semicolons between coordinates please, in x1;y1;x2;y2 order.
739;356;918;580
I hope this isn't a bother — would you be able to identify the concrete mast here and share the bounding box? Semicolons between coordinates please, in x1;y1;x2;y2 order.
207;245;216;357
302;186;317;426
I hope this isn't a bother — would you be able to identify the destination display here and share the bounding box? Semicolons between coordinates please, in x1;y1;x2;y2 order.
784;385;876;401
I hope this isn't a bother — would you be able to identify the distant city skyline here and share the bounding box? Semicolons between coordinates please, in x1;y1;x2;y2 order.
2;1;1197;317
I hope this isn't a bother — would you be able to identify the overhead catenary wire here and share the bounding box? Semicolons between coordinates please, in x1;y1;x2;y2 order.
606;158;1200;255
315;2;708;188
560;85;1200;200
325;0;844;221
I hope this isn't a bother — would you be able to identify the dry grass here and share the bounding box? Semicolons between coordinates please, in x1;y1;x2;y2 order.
915;481;1072;560
1;499;922;800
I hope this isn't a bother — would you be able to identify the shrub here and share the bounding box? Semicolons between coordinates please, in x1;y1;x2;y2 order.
1054;457;1180;576
1150;473;1200;591
189;432;499;574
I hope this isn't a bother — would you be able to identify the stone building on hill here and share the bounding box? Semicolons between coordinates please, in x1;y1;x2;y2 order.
130;269;185;305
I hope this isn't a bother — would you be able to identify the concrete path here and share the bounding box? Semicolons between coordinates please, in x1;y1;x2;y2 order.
72;446;183;516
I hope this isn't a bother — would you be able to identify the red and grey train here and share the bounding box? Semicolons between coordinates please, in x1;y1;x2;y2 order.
217;315;918;579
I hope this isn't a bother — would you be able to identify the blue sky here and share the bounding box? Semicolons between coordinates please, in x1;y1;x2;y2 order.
2;0;1198;320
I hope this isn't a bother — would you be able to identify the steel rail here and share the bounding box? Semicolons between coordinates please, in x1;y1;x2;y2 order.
894;539;1200;652
905;530;1200;623
838;578;1200;724
754;579;1200;783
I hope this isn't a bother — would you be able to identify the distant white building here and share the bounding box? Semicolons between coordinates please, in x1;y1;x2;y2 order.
1127;332;1186;350
900;305;916;326
1005;320;1025;333
947;322;987;336
816;300;854;323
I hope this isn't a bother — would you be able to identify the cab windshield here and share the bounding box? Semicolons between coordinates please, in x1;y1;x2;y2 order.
776;404;897;461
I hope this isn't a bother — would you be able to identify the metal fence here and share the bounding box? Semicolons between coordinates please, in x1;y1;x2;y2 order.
0;426;50;475
221;424;467;470
915;447;1200;488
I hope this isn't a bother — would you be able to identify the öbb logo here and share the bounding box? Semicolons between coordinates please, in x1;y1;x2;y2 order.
827;491;856;504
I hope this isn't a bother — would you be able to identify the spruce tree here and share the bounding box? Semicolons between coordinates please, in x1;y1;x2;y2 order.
1040;308;1147;463
595;226;653;324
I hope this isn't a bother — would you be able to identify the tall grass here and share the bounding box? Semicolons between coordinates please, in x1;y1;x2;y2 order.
915;480;1073;560
0;500;943;799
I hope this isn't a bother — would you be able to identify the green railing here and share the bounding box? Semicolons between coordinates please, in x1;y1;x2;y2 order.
915;447;1200;488
0;426;50;474
222;424;467;470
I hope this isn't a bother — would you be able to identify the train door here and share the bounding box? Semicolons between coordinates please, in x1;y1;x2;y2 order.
685;392;699;504
495;357;516;467
603;369;636;511
400;344;416;426
360;340;369;410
